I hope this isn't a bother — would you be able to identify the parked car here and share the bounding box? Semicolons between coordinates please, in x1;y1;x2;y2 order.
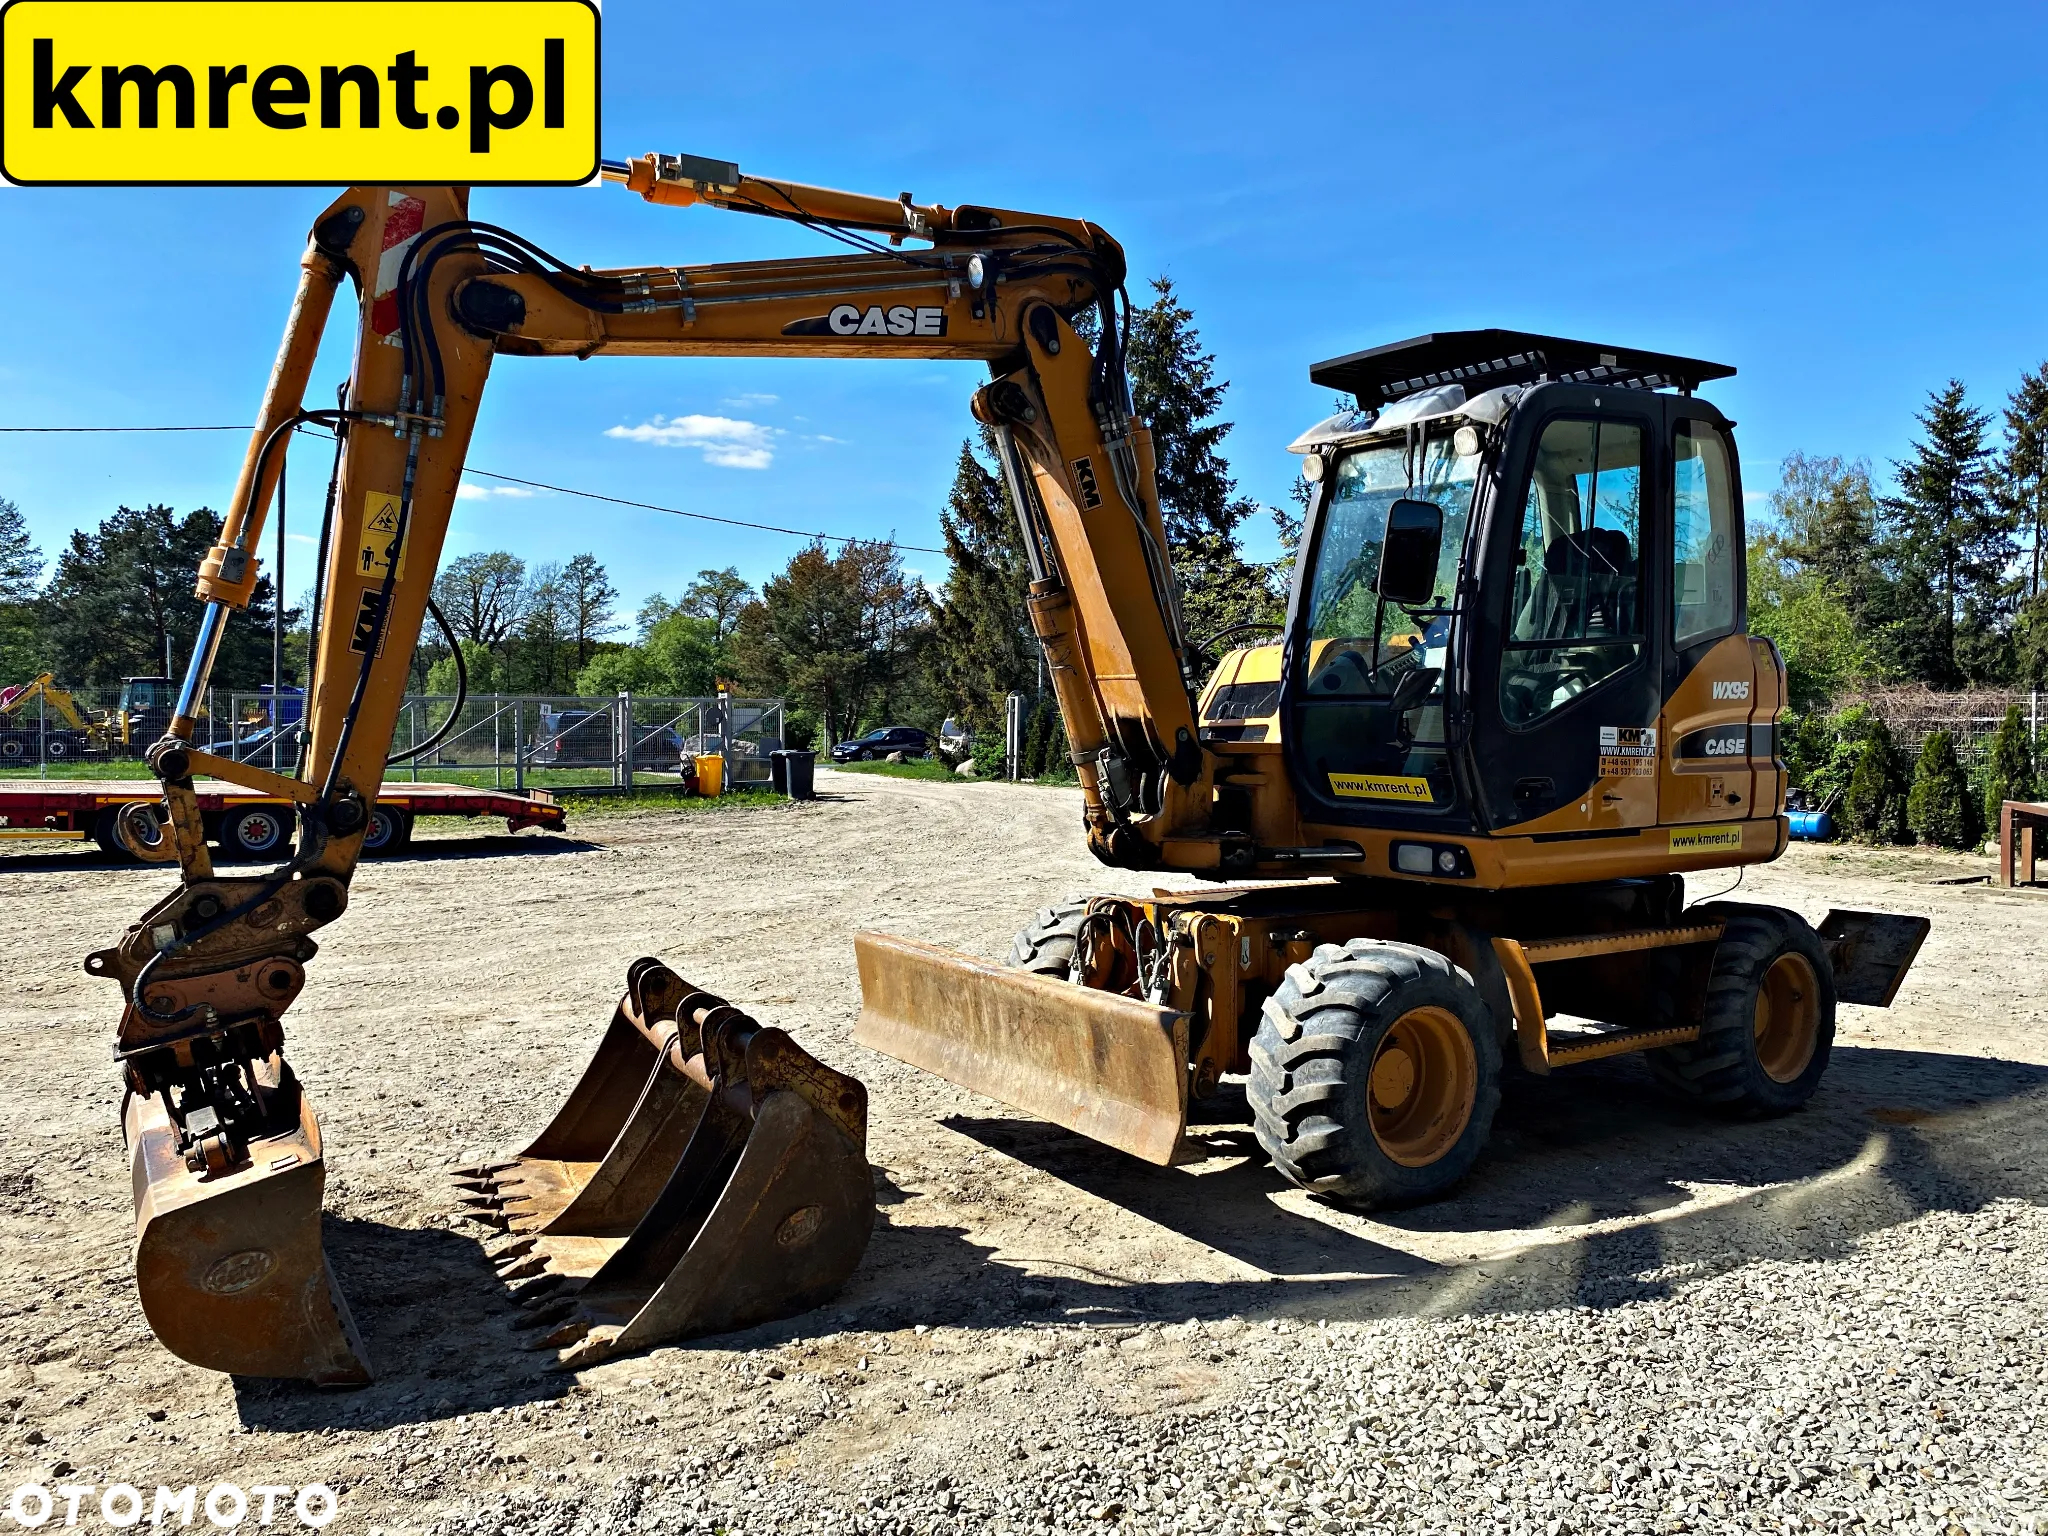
830;725;930;763
937;717;971;759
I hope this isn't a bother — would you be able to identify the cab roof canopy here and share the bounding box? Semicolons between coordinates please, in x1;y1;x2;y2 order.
1309;330;1735;403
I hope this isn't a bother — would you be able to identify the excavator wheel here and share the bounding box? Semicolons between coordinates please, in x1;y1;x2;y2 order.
1008;901;1088;979
1647;903;1836;1117
1249;939;1500;1209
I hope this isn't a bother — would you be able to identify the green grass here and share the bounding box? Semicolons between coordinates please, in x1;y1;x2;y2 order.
828;758;963;781
556;787;788;817
0;759;156;780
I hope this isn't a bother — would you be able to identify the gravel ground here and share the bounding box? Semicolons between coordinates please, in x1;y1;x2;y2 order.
0;770;2042;1536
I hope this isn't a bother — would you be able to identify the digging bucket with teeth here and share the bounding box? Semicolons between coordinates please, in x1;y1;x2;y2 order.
455;959;874;1368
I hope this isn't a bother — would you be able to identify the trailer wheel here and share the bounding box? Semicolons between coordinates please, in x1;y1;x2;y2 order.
1647;903;1835;1117
1009;900;1088;979
362;804;412;855
92;807;130;860
221;804;292;861
43;735;74;760
1250;939;1499;1209
0;737;23;761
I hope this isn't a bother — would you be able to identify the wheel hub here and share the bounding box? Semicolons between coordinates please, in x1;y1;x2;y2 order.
1753;952;1820;1083
1368;1005;1478;1168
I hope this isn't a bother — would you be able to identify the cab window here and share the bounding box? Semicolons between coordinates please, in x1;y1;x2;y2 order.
1673;421;1738;646
1292;429;1481;811
1501;417;1644;727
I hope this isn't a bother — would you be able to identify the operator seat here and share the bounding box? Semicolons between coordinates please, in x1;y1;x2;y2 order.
1514;526;1637;643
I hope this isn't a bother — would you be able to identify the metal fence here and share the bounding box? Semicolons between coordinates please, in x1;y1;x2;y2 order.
0;686;785;793
1850;689;2045;768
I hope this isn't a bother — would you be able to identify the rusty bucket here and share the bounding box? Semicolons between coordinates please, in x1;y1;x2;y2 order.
453;960;873;1369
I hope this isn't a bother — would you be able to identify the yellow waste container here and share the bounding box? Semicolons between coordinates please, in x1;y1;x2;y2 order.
693;754;726;796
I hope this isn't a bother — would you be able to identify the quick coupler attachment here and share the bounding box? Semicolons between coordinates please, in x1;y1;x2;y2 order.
452;958;874;1369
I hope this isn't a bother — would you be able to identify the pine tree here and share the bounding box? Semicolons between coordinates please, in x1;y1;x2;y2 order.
559;553;619;670
1879;382;2012;686
1841;717;1909;844
0;496;43;683
1907;729;1974;849
926;439;1034;735
39;504;290;687
1123;277;1279;645
1983;704;2037;830
1997;363;2048;603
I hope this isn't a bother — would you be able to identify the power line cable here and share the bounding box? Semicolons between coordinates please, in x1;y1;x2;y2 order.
0;422;943;554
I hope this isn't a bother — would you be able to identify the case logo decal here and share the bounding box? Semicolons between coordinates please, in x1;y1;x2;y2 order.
1669;823;1743;852
1328;772;1434;803
1599;725;1658;778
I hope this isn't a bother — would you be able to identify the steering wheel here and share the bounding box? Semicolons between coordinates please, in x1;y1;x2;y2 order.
1308;647;1378;695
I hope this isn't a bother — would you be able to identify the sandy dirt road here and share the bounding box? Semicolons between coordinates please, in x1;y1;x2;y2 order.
0;768;2043;1533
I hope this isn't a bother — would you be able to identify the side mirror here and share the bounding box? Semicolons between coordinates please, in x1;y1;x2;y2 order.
1377;498;1444;605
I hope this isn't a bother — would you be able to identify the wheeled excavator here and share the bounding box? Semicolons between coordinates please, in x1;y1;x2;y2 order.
93;154;1929;1386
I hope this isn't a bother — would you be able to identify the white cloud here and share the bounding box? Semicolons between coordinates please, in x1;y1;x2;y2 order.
604;414;777;470
722;392;779;409
457;482;539;500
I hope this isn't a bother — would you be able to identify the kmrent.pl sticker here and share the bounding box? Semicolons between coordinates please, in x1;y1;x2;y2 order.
1;0;598;185
4;1482;336;1529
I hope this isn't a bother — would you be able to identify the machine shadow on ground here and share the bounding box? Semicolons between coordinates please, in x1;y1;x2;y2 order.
231;1045;2047;1434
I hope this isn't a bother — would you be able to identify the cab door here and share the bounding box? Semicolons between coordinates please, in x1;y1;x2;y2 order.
1469;389;1665;832
1657;411;1759;826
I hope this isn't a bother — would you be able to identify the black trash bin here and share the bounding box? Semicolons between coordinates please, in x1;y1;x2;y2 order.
773;748;816;800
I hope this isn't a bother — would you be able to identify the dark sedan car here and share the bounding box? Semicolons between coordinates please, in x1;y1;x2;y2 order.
830;725;931;762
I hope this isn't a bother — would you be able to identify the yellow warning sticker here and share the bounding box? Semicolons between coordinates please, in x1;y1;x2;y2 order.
1329;772;1434;803
356;491;407;581
1669;823;1744;852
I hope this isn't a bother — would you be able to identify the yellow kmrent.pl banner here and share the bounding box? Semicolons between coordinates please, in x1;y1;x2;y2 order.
2;0;598;185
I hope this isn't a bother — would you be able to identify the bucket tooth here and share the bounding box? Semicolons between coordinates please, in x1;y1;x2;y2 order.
463;961;876;1368
514;1296;576;1331
128;1063;372;1386
537;1318;593;1351
486;1234;538;1262
460;1207;509;1230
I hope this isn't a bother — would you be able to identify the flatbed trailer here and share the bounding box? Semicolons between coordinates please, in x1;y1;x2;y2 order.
0;778;565;860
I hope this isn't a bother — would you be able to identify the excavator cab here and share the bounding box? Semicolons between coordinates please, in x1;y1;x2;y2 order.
1280;331;1745;843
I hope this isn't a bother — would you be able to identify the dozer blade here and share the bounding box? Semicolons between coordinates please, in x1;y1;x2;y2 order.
128;1063;371;1386
459;960;874;1369
851;930;1189;1166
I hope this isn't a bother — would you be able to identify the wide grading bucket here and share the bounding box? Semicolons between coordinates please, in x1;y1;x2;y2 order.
851;931;1190;1166
454;959;874;1369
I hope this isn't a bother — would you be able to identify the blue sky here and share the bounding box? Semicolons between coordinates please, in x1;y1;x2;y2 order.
3;1;2046;623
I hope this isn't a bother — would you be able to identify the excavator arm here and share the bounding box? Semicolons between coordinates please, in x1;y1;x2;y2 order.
92;156;1233;1383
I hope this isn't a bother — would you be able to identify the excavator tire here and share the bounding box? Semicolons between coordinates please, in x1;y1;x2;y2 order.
1008;901;1088;979
1647;902;1835;1117
1249;939;1499;1209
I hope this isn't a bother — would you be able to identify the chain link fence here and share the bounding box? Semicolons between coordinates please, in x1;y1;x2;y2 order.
0;683;784;793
